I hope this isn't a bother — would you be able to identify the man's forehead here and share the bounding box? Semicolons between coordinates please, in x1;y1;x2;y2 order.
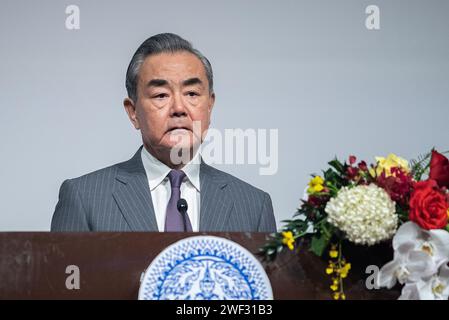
140;51;206;80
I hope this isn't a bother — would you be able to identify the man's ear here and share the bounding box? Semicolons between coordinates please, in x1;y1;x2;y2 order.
207;93;215;126
208;92;215;113
123;98;140;130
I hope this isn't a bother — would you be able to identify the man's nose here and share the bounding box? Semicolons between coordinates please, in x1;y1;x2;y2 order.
170;93;187;117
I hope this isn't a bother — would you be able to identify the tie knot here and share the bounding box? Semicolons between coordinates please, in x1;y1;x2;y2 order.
168;169;186;189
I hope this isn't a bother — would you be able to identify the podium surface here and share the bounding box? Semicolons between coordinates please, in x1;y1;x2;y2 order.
0;232;400;299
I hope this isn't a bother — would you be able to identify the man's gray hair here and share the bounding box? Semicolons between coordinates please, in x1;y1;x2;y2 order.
125;33;214;102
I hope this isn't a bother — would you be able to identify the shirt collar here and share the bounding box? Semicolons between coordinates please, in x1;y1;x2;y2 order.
141;146;201;192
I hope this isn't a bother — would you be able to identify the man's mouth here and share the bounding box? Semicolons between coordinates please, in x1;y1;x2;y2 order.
166;126;191;133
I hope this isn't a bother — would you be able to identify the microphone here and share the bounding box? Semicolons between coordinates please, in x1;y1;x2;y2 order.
177;199;188;232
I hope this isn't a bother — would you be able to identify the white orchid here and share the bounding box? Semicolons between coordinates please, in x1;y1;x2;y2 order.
376;222;449;300
398;263;449;300
392;221;449;266
397;283;419;300
377;242;436;288
418;262;449;300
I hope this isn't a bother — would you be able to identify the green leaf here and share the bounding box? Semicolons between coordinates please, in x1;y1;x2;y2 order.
320;222;333;239
323;168;335;180
410;152;432;181
310;233;330;257
328;158;345;174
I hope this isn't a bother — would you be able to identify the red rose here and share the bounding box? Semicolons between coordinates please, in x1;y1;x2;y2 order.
409;179;448;230
429;150;449;189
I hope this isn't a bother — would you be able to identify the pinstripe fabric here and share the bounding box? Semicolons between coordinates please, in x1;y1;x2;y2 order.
51;146;276;232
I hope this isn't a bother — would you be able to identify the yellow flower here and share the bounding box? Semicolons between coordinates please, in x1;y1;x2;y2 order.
370;154;410;177
340;263;351;278
282;231;295;251
307;176;324;194
329;248;338;258
326;243;348;300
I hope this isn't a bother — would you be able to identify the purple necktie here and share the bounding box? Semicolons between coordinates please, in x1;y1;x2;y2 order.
164;170;193;232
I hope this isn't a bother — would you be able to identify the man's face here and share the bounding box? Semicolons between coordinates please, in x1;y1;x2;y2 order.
124;51;215;159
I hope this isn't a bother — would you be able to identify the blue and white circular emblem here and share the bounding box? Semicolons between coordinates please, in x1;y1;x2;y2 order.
138;236;273;300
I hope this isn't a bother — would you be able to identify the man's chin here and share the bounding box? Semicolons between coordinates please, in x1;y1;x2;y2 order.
165;140;200;166
163;131;196;147
165;143;194;151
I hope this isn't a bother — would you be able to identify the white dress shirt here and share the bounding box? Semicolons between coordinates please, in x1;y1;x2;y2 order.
141;147;201;232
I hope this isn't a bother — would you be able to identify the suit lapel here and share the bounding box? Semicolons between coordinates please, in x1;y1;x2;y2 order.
199;162;234;231
112;147;158;231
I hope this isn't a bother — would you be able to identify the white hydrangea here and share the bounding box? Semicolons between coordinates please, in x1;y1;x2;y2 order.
325;184;398;245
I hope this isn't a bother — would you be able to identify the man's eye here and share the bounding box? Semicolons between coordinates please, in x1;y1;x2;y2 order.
186;91;199;97
153;93;168;99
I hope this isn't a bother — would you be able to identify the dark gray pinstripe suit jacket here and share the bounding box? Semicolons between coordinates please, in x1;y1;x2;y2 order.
51;147;276;232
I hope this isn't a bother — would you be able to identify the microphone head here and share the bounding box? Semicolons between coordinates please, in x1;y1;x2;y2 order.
177;198;188;212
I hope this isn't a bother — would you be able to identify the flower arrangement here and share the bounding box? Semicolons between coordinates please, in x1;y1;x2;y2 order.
259;150;449;300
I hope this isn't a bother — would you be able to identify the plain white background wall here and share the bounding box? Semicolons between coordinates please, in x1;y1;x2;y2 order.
1;0;448;230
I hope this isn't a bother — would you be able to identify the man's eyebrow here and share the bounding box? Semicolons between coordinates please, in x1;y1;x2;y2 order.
182;78;203;87
146;79;168;87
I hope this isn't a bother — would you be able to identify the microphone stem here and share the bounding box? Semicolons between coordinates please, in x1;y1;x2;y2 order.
177;199;189;232
181;210;187;232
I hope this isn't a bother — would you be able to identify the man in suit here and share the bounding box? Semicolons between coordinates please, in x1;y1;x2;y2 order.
51;33;276;232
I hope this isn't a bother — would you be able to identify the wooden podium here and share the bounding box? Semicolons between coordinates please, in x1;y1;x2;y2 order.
0;232;400;299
